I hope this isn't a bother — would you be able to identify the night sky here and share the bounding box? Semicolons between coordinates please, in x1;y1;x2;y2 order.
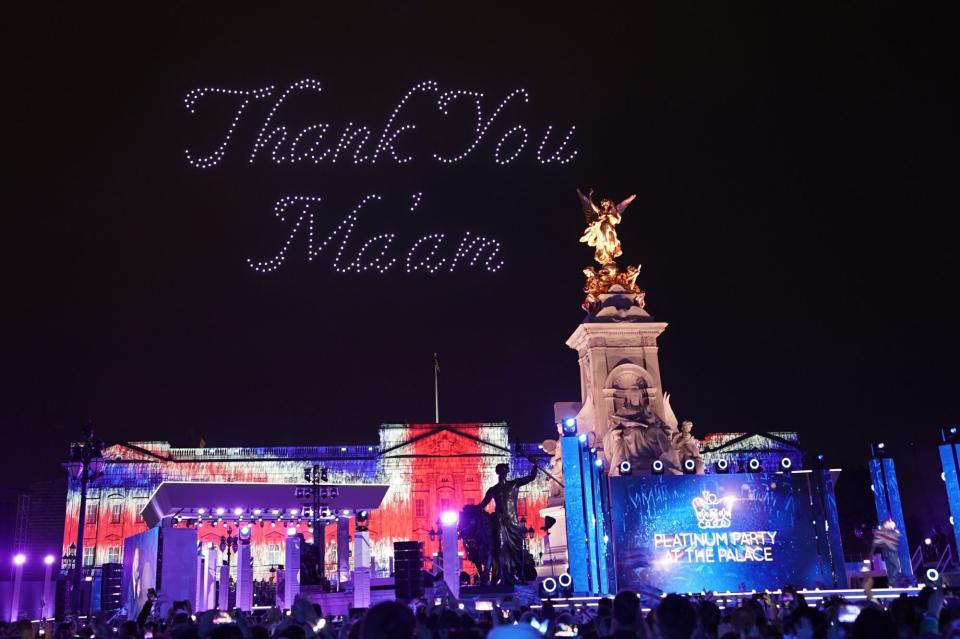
3;0;955;534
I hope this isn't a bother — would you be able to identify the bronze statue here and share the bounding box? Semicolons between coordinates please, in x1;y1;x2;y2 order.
578;188;636;266
479;463;537;585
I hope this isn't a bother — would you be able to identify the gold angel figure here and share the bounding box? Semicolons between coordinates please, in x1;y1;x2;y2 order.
577;188;637;266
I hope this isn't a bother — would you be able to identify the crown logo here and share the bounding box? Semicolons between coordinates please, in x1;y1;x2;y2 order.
692;490;735;529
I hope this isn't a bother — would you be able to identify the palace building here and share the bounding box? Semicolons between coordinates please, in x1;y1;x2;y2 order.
62;423;553;582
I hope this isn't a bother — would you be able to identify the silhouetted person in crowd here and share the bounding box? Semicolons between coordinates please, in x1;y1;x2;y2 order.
360;601;416;639
656;594;696;639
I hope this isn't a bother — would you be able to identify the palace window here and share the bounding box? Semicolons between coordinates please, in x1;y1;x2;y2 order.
266;543;283;566
85;502;98;525
110;503;122;524
135;504;145;523
106;546;121;564
415;499;425;518
82;546;96;567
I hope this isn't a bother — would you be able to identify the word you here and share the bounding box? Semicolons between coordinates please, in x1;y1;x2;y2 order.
654;530;778;564
184;79;578;168
248;192;503;274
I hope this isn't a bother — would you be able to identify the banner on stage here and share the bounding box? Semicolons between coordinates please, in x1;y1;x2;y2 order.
609;473;842;593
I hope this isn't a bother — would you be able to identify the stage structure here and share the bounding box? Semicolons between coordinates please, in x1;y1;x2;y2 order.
542;189;847;595
868;444;913;582
123;482;389;614
939;428;960;551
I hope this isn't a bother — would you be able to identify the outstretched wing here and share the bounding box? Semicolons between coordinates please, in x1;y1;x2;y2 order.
662;391;679;432
577;188;600;224
616;194;637;215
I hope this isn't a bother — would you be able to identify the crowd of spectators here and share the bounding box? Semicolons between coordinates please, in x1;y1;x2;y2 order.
4;584;960;639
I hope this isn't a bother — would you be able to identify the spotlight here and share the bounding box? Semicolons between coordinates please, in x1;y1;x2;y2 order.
780;457;793;472
618;460;632;476
926;568;941;583
440;510;459;526
578;434;587;444
44;555;55;566
539;577;558;598
561;418;577;436
594;458;603;469
13;554;26;566
683;458;697;474
557;572;572;588
215;508;225;516
748;458;761;472
253;509;262;516
286;527;297;536
239;526;251;540
233;508;243;516
356;509;369;532
197;508;206;514
715;459;730;473
652;460;664;475
925;537;932;546
872;442;888;458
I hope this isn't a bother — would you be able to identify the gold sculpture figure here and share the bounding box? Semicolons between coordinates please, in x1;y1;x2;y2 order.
577;188;636;266
577;188;645;312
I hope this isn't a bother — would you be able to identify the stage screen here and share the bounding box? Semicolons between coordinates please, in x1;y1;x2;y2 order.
123;527;159;617
609;473;841;593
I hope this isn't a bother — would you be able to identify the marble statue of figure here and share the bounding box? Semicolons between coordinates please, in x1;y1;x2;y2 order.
673;419;704;473
603;401;683;475
578;188;637;266
479;462;537;585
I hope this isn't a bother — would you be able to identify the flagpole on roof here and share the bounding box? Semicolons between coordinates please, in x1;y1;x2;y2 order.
433;353;440;423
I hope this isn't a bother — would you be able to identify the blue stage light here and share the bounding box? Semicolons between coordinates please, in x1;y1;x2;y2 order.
562;417;577;436
578;434;587;443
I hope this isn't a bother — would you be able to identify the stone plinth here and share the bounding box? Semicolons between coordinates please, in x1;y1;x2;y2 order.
566;320;668;444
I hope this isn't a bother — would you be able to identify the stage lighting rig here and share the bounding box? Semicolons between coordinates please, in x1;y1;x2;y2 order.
715;459;730;473
652;460;664;475
747;458;761;472
561;418;577;436
539;576;558;598
356;509;369;532
557;572;573;596
618;460;632;476
682;458;697;474
779;457;793;473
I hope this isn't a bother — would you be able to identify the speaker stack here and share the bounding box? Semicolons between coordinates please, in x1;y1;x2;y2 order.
393;541;424;600
100;563;123;612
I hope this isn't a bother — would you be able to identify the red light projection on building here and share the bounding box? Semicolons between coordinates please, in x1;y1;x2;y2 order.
62;424;551;580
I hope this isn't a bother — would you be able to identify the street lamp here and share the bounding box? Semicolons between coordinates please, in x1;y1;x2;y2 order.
65;422;105;616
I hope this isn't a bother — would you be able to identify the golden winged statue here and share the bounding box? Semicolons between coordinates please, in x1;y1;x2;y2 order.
577;188;645;313
577;188;636;266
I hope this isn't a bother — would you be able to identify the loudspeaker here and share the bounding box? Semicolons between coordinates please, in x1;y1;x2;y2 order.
54;577;68;620
393;541;423;600
101;563;123;611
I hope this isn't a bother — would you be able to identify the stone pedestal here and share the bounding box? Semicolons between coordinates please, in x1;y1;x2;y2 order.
567;320;668;445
